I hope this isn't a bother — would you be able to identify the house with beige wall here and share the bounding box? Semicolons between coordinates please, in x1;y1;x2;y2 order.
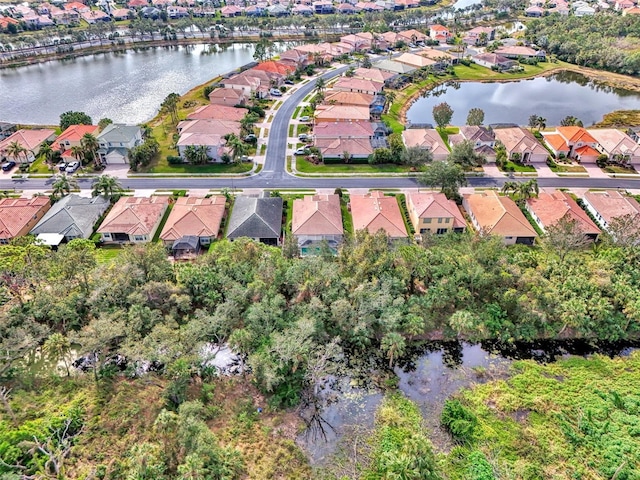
407;192;466;235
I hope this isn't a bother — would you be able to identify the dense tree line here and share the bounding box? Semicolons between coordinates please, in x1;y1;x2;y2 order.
526;14;640;76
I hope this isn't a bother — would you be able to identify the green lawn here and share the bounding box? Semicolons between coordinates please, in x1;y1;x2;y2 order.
29;157;54;174
340;196;353;236
501;161;537;173
604;164;638;174
452;61;561;81
152;204;172;242
95;245;123;264
437;126;458;146
148;161;253;174
292;106;301;119
549;163;587;173
296;158;416;174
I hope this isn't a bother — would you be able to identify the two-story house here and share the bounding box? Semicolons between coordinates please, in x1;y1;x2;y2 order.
96;124;143;165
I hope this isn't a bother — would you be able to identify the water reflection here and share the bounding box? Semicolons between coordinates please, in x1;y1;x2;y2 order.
406;71;640;126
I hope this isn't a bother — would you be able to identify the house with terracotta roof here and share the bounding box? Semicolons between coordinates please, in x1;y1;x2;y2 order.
187;104;247;122
0;197;51;244
160;196;226;255
314;121;374;139
464;26;495;46
623;6;640;14
417;47;458;66
31;195;110;245
428;24;451;43
473;53;517;71
526;191;601;241
315;137;374;159
543;126;599;162
494;45;546;60
220;5;242;16
587;129;640;165
340;33;371;51
208;88;247;107
582;190;640;231
0;129;56;163
399;29;428;44
177;119;240;137
56;125;100;158
350;191;408;239
395;52;438;69
65;1;90;13
111;8;131;20
463;190;537;245
333;77;384;95
253;60;296;77
407;192;466;235
401;129;450;160
292;194;344;254
279;49;311;69
226;194;283;246
380;31;401;46
324;91;374;107
493;127;548;163
98;196;170;243
176;133;226;162
315;105;371;123
81;10;110;23
0;16;20;30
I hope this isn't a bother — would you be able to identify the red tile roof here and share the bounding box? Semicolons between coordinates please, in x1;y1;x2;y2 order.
292;194;343;236
527;191;601;236
160;196;225;241
98;196;169;236
0;197;50;240
350;191;407;238
55;125;99;150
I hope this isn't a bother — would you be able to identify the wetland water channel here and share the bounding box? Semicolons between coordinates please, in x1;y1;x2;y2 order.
406;71;640;127
297;338;640;464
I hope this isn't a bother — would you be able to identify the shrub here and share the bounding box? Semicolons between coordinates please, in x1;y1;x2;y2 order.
167;155;183;165
467;451;495;480
441;399;478;443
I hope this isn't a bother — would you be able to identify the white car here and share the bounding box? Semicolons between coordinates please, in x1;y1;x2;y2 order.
295;147;309;155
65;161;80;173
299;115;310;122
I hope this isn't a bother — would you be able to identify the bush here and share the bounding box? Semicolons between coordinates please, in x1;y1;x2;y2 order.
467;451;495;480
441;399;478;443
167;155;183;165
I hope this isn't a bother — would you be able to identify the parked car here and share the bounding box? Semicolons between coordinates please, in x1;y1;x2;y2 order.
1;160;16;172
65;161;80;173
270;88;283;97
299;116;310;122
284;79;294;85
298;133;309;141
57;161;67;172
295;147;309;155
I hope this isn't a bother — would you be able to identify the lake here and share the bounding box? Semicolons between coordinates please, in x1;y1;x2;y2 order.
405;71;640;127
0;43;258;125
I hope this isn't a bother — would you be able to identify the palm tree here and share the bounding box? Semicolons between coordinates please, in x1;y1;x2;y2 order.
194;145;210;165
39;143;55;170
314;77;326;96
91;174;123;197
70;145;84;164
240;113;259;138
5;141;28;164
43;332;71;377
81;133;100;168
52;174;78;199
225;134;248;162
518;179;539;202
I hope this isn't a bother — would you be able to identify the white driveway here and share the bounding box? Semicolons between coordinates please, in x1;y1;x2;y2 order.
582;164;610;179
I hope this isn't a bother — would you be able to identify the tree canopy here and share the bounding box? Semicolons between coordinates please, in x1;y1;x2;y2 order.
60;111;93;131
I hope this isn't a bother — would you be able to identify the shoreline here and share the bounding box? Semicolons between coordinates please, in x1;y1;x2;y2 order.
396;64;640;126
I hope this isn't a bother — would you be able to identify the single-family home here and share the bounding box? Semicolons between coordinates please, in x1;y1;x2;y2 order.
350;191;408;239
220;5;242;16
582;190;640;232
623;6;640;14
0;16;20;30
333;77;384;95
544;126;600;162
0;197;51;244
417;47;458;66
0;129;56;163
223;71;263;97
464;26;495;46
65;1;90;13
587;129;640;165
111;8;131;20
627;126;640;144
373;60;416;78
208;87;247;107
96;124;143;165
407;192;466;235
31;194;110;245
167;5;188;17
473;53;518;71
226;194;283;246
267;4;289;16
574;4;596;15
98;196;170;243
314;121;374;139
340;33;371;51
313;0;335;13
494;45;546;60
463;190;537;245
279;48;311;69
352;67;396;84
401;128;450;160
380;31;401;46
324;91;374;107
428;24;451;43
526;190;601;240
56;124;101;159
448;126;496;162
315;105;371;123
292;194;344;254
315;137;374;159
614;0;634;10
253;60;296;77
394;52;438;69
493;127;548;163
525;5;544;16
399;28;428;44
176;133;226;162
177;119;241;137
160;196;226;255
81;10;110;23
292;4;314;14
187;104;248;122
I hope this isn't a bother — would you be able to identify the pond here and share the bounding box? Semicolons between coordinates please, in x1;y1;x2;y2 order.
298;338;640;464
405;71;640;127
0;43;259;125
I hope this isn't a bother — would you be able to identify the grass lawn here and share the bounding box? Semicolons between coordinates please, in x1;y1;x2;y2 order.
501;161;537;173
549;163;587;173
605;164;638;174
282;194;305;237
152;204;172;242
288;124;294;137
29;157;54;174
437;126;459;146
296;157;416;174
293;106;301;119
95;245;123;264
339;196;354;236
148;161;253;174
452;61;561;81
